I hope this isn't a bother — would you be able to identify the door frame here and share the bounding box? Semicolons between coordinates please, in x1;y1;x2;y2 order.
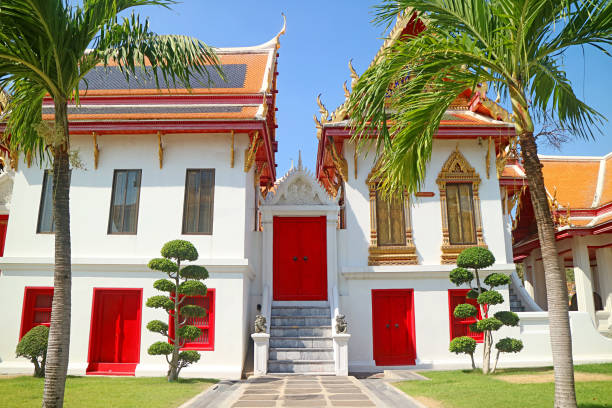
273;216;328;301
371;288;416;366
87;287;143;375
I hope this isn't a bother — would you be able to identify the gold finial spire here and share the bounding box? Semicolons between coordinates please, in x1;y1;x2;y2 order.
298;150;303;170
274;13;287;50
316;93;329;122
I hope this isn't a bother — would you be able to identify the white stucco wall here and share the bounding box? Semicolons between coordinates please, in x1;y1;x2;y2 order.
341;138;508;268
0;267;250;379
4;132;251;261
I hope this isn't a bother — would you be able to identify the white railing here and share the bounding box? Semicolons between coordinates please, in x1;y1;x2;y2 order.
510;271;543;312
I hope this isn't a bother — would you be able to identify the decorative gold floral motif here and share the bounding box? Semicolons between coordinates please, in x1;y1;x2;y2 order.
244;131;262;173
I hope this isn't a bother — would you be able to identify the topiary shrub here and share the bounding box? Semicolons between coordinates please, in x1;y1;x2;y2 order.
448;246;522;374
16;325;49;377
147;240;209;381
449;336;477;369
493;338;524;372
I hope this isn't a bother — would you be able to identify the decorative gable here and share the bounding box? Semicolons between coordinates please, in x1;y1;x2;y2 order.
264;156;337;207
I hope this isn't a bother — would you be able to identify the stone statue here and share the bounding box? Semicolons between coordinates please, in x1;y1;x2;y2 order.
254;314;267;333
335;314;347;334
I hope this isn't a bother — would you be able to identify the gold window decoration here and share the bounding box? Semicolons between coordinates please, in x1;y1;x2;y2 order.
437;148;487;264
367;163;417;265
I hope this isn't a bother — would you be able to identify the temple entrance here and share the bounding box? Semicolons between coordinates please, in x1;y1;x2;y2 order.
273;216;327;301
87;288;142;375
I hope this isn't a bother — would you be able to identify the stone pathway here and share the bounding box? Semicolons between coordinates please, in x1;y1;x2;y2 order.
226;375;378;407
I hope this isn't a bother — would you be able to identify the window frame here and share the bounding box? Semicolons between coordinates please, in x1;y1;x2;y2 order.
168;289;215;351
448;289;484;343
436;148;487;264
445;183;478;245
20;287;54;340
36;171;55;234
107;169;143;235
181;169;215;235
366;162;417;265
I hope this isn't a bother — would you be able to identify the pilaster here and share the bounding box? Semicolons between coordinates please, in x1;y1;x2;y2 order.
572;236;596;324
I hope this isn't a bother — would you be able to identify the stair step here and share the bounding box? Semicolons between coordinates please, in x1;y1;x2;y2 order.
271;326;332;337
268;359;335;374
272;316;331;326
270;337;333;348
271;307;330;317
270;348;333;361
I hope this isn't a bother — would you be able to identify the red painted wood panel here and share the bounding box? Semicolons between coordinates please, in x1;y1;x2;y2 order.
19;287;54;339
87;288;142;375
0;214;8;256
448;289;484;342
273;217;327;301
371;289;416;366
168;289;215;350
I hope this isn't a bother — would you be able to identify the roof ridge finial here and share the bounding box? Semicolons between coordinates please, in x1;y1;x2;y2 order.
348;59;359;88
298;150;303;170
290;158;294;171
274;13;287;50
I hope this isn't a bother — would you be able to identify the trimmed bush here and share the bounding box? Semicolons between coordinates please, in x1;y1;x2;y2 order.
180;265;209;280
450;267;474;286
178;280;207;296
469;322;483;333
449;336;477;369
15;325;49;377
484;273;511;288
148;258;178;273
476;317;503;332
466;288;483;299
477;290;504;305
454;303;478;319
457;247;495;270
496;337;524;353
147;240;208;381
494;311;520;327
153;279;176;293
161;240;198;262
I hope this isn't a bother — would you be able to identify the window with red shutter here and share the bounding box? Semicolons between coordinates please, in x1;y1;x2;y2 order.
20;287;54;339
169;289;215;351
448;289;483;343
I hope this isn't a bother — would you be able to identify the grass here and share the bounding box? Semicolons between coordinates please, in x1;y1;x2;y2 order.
394;363;612;408
0;376;217;408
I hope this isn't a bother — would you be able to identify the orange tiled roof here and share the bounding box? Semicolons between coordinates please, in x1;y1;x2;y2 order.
541;158;600;209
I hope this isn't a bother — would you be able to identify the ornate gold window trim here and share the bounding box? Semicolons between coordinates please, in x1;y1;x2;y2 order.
436;147;487;264
367;163;417;265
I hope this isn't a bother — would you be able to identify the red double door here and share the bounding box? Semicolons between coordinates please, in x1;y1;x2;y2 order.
273;217;327;301
87;289;142;375
372;289;416;366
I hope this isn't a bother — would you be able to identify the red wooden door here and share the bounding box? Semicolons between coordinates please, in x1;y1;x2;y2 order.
273;217;327;301
448;289;484;342
87;289;142;375
372;289;416;365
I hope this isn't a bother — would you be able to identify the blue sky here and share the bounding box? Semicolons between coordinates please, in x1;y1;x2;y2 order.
136;1;612;175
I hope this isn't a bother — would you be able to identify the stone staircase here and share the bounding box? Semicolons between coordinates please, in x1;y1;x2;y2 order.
268;301;334;374
509;284;525;312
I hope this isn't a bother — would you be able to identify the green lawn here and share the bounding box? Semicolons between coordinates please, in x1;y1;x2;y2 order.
394;363;612;408
0;376;217;408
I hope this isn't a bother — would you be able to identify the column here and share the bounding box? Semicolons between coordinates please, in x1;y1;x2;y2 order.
523;255;535;299
332;334;351;376
252;333;270;376
534;258;548;310
572;236;596;324
595;247;612;328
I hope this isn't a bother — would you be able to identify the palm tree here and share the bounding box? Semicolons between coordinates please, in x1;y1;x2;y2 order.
0;1;222;407
348;1;611;407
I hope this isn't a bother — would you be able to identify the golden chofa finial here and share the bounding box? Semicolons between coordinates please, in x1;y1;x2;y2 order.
343;81;350;99
313;114;322;128
348;59;359;88
274;13;287;50
316;93;329;122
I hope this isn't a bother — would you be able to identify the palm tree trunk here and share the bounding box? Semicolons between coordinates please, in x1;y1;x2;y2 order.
519;132;577;408
42;100;72;408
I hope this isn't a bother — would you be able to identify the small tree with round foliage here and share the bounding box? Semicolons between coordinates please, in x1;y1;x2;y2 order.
146;240;209;381
16;325;49;377
449;247;522;374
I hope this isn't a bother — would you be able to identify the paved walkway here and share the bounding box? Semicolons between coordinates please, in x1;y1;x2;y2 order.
225;375;378;407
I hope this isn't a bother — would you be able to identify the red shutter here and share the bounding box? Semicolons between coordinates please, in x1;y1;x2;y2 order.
169;289;215;351
20;287;54;339
448;289;483;343
0;214;8;256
